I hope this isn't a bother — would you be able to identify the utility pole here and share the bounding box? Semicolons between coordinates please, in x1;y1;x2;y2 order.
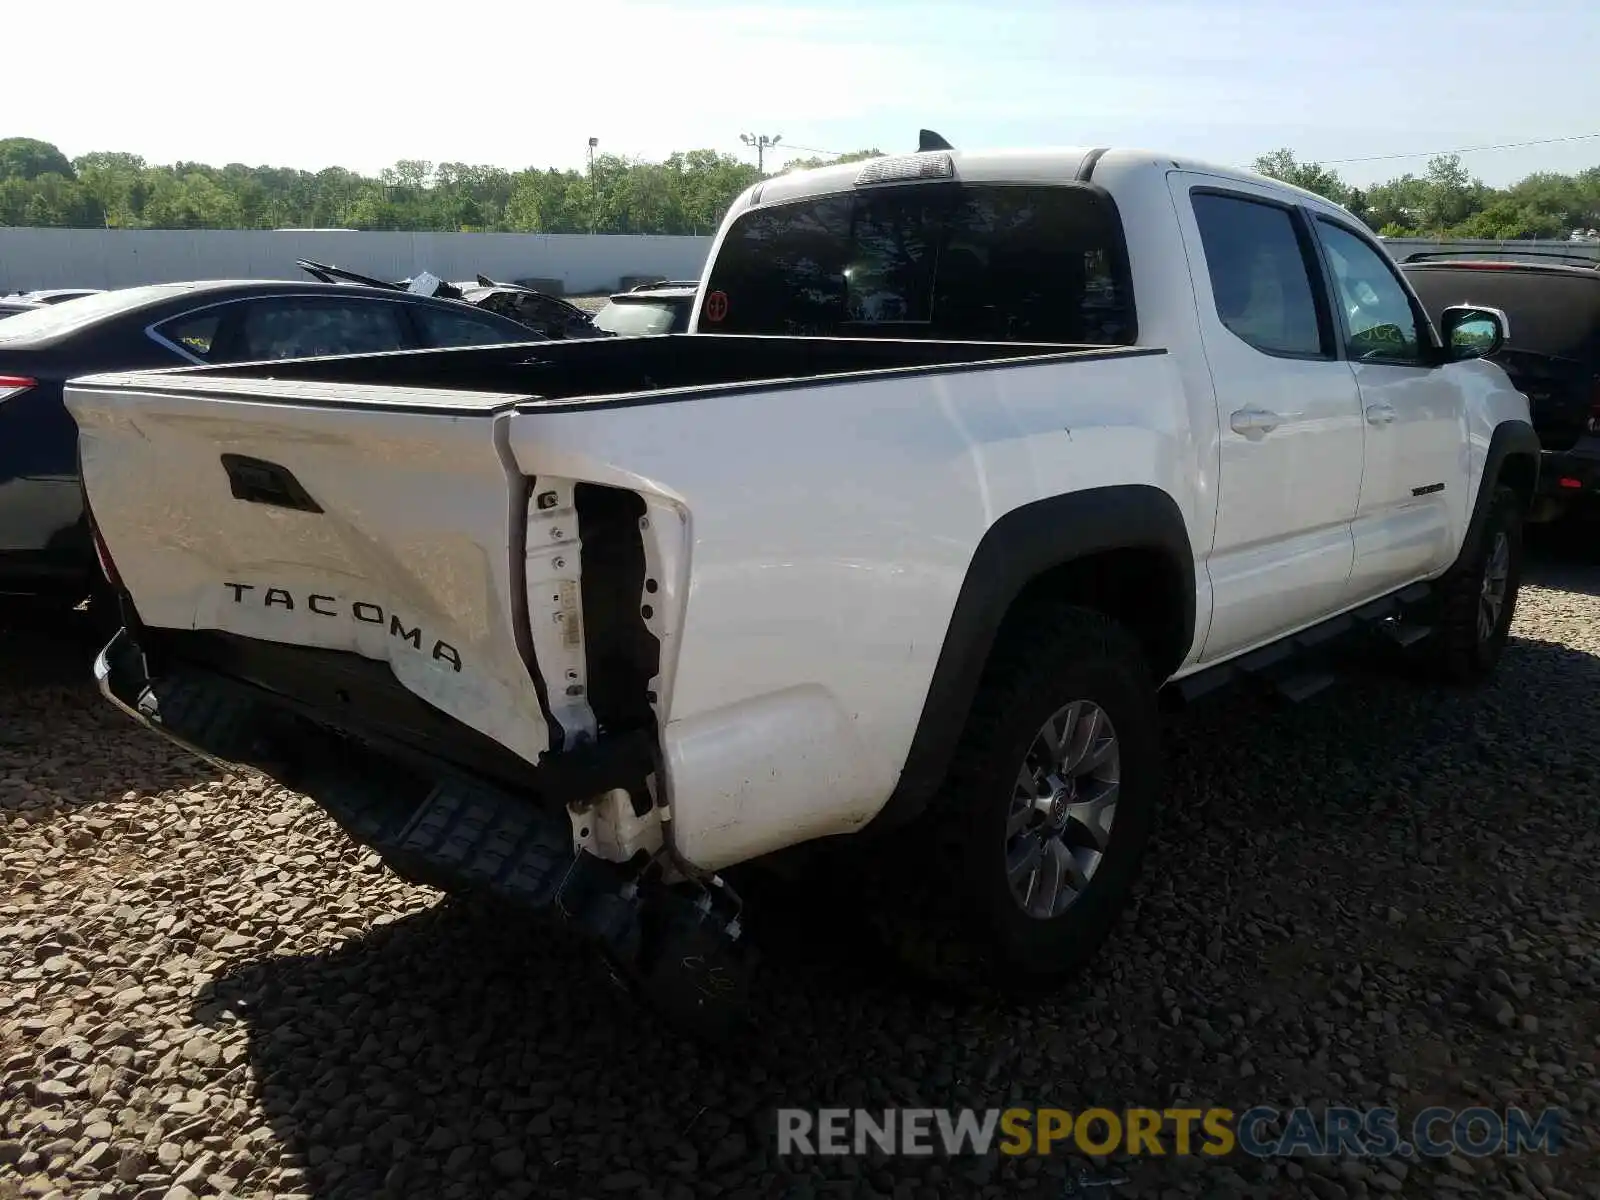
587;137;599;234
740;132;782;174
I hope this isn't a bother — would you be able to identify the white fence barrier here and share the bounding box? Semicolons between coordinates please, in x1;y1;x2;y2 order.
0;228;716;296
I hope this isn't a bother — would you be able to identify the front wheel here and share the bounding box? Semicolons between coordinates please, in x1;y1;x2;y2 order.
1421;483;1524;684
872;605;1162;994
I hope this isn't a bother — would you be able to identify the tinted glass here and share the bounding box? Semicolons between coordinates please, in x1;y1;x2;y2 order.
155;312;223;360
592;299;682;336
413;306;528;348
700;183;1135;344
234;298;409;361
1191;193;1326;358
1316;220;1424;363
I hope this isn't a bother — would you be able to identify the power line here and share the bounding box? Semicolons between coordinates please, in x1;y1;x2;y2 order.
778;143;850;158
1323;131;1600;166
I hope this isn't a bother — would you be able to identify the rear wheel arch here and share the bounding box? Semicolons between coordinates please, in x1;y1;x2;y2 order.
866;484;1195;834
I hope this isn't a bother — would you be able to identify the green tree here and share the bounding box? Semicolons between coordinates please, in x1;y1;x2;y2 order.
1250;148;1350;206
0;137;74;182
7;140;1600;240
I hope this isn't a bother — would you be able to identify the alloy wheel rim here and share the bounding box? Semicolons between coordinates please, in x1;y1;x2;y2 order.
1479;530;1510;643
1004;700;1121;920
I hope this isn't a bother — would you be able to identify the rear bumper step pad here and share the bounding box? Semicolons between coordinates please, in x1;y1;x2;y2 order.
93;628;749;1034
94;628;629;933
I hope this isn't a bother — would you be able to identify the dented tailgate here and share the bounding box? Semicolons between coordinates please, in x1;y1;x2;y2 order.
65;372;555;768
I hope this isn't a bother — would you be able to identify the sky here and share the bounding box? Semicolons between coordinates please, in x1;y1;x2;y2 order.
9;0;1600;188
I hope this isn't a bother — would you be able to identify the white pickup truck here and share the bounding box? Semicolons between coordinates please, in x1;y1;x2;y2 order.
68;143;1536;1029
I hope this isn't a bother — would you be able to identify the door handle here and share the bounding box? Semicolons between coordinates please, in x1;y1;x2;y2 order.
1229;408;1283;436
1366;403;1398;426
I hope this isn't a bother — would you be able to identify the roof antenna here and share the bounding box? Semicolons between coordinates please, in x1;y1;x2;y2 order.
918;129;954;152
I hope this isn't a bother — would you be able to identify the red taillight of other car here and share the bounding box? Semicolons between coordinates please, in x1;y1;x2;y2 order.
0;375;36;402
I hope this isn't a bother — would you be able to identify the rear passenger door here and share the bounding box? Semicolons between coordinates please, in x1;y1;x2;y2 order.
1168;175;1367;663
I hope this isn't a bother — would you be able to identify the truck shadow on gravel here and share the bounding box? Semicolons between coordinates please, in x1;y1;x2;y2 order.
188;582;1600;1199
1523;522;1600;597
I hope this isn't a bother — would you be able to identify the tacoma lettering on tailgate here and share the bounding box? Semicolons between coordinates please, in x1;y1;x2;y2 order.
223;583;463;671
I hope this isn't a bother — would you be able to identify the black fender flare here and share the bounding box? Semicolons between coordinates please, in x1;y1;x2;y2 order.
865;484;1195;834
1458;419;1539;567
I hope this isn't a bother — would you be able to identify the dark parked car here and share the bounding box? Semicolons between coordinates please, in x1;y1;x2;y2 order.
590;281;699;336
1401;250;1600;523
5;288;105;306
0;279;543;613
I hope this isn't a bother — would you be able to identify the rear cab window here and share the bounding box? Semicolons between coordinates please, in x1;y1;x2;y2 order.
698;182;1136;345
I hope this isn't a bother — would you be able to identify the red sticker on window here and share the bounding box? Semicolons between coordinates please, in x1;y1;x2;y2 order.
704;291;729;323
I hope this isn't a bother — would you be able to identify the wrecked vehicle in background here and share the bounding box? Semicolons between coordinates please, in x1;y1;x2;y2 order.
591;281;702;336
296;260;606;340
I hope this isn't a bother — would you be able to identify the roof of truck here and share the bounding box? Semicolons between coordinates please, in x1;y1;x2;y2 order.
745;146;1345;216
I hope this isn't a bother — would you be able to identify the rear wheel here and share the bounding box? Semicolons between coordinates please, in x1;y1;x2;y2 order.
871;605;1162;994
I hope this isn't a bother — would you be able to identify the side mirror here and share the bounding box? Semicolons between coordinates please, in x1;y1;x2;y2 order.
1440;305;1510;361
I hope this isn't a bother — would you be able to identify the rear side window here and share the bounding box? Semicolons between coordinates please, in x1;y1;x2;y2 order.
1191;192;1329;359
234;298;410;361
700;183;1136;345
413;305;528;347
155;312;223;361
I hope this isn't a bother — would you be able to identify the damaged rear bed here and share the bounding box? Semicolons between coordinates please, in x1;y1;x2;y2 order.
67;330;1167;1030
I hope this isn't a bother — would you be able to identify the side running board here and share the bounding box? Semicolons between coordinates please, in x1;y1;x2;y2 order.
1170;582;1436;707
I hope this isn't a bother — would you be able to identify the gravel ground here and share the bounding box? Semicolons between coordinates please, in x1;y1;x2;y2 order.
3;538;1599;1200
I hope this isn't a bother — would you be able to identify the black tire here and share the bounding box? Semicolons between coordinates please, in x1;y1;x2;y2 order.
869;604;1162;995
1421;483;1523;685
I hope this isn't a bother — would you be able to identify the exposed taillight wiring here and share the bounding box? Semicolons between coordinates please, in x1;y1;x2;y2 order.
91;525;120;588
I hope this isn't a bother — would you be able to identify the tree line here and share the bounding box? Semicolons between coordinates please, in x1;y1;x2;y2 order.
0;137;879;235
3;134;1598;240
1251;148;1600;240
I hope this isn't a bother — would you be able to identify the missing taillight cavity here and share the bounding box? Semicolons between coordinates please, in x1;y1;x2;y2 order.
576;483;662;739
0;375;36;402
